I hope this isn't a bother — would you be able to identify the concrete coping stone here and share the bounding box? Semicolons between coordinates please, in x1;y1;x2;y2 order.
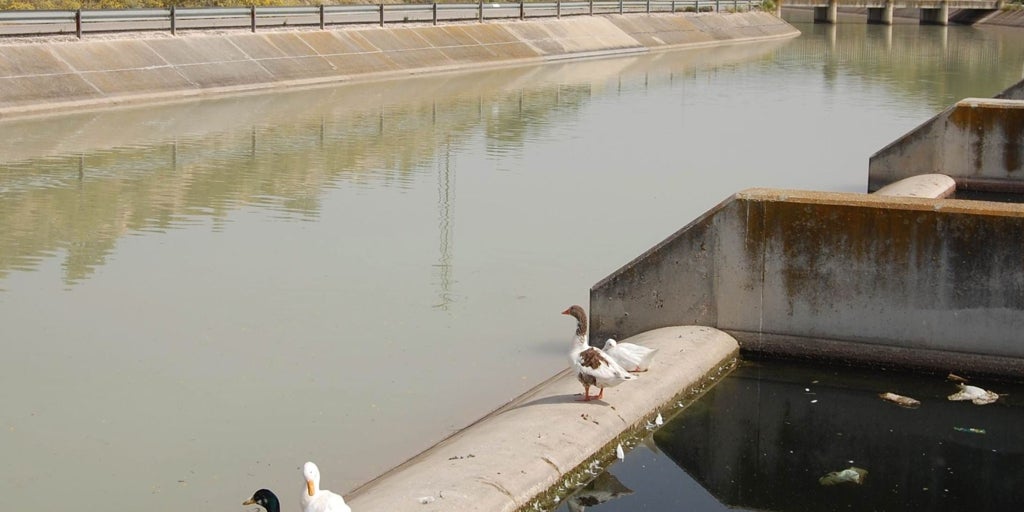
735;187;1024;217
873;173;957;199
345;325;740;511
955;97;1024;109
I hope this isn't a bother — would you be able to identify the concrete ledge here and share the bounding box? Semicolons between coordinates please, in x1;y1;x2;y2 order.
345;325;739;511
873;173;956;198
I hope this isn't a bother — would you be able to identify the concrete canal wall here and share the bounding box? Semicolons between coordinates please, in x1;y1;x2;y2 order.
589;188;1024;379
869;78;1024;193
0;11;797;118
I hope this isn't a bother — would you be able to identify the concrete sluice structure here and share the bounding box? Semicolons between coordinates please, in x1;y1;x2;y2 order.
592;76;1024;381
870;77;1024;193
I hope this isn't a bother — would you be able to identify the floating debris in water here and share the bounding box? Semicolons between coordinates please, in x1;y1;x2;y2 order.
615;443;624;461
947;373;969;383
655;413;663;426
879;392;921;408
564;470;634;512
953;427;987;435
417;496;436;504
948;383;999;405
819;466;868;486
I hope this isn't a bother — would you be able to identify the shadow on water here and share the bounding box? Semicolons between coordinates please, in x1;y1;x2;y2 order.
556;359;1024;511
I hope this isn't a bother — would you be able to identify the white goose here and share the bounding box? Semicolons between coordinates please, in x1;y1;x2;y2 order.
562;305;635;401
301;461;352;512
602;338;658;372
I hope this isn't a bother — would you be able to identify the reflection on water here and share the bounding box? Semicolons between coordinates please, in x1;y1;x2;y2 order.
556;359;1024;512
2;16;1024;512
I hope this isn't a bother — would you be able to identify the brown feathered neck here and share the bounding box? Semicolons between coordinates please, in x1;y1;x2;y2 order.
562;305;587;337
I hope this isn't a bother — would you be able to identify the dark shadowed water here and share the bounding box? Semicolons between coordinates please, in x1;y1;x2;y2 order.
2;11;1024;512
555;359;1024;512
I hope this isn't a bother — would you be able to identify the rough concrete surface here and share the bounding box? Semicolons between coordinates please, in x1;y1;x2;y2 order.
869;95;1024;192
590;188;1024;378
344;325;739;511
873;173;957;198
0;12;798;118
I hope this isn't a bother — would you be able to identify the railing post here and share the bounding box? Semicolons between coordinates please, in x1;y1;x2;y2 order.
479;0;483;22
432;2;438;25
619;0;624;14
589;0;594;15
75;9;82;39
715;0;719;11
733;0;737;10
646;0;651;13
557;0;561;18
671;0;675;12
379;3;384;27
319;4;325;30
170;5;176;36
250;5;256;32
520;1;525;20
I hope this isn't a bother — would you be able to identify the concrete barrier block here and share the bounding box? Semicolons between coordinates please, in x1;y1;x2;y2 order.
81;68;196;96
0;45;72;77
459;23;522;45
412;25;472;48
174;61;276;89
379;47;454;71
145;37;250;65
357;27;433;52
321;52;400;76
49;40;166;72
0;75;102;108
325;30;384;54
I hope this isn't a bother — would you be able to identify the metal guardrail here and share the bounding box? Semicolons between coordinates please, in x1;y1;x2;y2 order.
0;0;761;38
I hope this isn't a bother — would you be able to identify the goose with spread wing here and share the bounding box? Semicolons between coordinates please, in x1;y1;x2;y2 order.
562;305;635;401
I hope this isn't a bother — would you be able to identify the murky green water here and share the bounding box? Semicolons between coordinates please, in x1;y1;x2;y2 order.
555;358;1024;511
2;13;1023;511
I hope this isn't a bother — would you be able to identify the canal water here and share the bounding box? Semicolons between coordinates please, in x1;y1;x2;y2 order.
554;358;1024;512
1;12;1023;512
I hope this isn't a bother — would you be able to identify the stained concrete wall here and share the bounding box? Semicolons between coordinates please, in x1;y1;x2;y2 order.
590;188;1024;378
0;12;797;118
868;78;1024;193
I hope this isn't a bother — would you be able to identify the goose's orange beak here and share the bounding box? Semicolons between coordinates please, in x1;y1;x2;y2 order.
307;480;316;496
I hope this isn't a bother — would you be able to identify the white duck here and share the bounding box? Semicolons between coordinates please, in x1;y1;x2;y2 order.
562;305;635;401
300;461;352;512
602;338;658;372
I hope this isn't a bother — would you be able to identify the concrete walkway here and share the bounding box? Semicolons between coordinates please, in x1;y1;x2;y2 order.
345;325;739;511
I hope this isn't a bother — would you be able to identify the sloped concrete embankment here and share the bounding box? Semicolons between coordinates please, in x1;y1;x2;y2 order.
345;326;739;511
590;188;1024;379
0;12;797;118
